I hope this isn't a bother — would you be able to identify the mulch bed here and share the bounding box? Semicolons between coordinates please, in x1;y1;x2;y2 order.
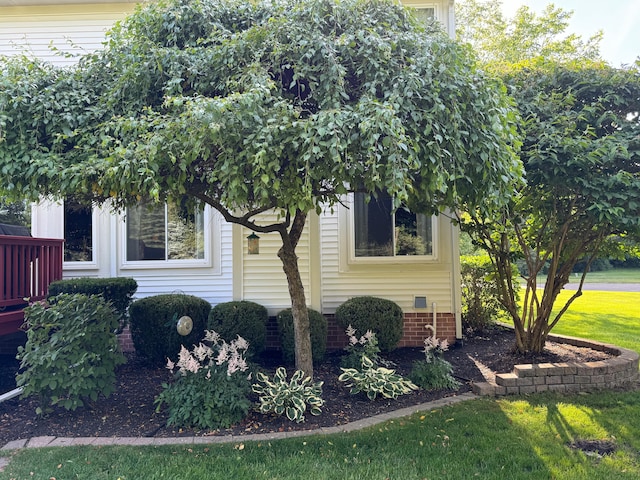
0;326;615;447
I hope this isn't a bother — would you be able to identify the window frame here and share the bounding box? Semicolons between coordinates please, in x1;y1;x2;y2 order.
346;193;438;265
120;201;214;270
405;2;438;22
62;199;98;270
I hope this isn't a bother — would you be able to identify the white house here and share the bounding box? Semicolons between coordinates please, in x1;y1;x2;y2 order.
0;0;462;349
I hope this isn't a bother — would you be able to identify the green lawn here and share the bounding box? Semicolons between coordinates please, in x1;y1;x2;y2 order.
549;290;640;352
1;390;639;480
540;268;640;284
1;291;638;480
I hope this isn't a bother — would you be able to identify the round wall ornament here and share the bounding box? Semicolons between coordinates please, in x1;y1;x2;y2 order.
176;315;193;336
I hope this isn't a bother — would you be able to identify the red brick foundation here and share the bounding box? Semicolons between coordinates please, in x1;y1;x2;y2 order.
117;326;135;353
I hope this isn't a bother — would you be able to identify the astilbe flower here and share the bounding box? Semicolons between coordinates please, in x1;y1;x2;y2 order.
346;324;375;346
422;336;449;363
342;325;382;369
165;330;249;378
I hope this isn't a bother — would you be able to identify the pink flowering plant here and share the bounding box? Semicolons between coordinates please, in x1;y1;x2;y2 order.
409;336;460;390
341;325;382;369
154;330;252;429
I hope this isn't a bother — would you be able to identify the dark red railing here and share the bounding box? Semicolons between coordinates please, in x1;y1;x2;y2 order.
0;236;64;335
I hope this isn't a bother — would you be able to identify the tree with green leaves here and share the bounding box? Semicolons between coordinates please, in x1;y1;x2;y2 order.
0;198;30;226
462;63;640;352
456;1;640;353
0;0;522;376
456;0;603;69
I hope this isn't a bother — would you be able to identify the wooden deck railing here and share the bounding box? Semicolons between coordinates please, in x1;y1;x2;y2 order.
0;236;64;335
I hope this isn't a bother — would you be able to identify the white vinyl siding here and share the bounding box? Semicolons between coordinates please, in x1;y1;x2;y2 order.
239;213;312;314
0;4;135;66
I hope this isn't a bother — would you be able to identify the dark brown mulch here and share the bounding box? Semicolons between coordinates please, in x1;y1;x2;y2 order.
0;326;614;447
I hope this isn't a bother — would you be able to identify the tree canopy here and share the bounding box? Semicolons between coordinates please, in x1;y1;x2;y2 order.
0;0;523;374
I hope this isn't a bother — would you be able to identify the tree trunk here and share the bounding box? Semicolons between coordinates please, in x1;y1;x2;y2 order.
277;212;313;378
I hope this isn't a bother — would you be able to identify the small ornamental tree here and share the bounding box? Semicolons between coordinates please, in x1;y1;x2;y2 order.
462;62;640;353
456;2;640;353
0;0;522;376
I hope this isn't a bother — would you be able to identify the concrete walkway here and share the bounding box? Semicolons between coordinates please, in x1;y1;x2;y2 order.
0;393;476;456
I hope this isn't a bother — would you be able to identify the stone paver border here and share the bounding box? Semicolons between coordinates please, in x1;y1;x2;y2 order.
472;333;639;396
1;393;476;453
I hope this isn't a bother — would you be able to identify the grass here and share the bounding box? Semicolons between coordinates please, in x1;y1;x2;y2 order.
1;391;639;479
549;290;640;352
1;290;638;480
538;267;640;284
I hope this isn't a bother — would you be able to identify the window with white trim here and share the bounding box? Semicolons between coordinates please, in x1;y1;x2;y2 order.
412;6;436;23
352;191;435;260
125;198;206;263
64;198;93;262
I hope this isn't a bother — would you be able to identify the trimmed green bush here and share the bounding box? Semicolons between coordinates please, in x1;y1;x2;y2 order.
334;296;404;352
276;308;327;364
16;294;126;414
129;294;211;366
207;301;268;356
48;277;137;331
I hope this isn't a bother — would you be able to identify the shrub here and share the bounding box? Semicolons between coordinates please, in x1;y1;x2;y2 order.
340;325;382;370
338;356;418;401
129;294;211;366
409;336;460;390
276;308;327;364
16;294;126;414
252;367;324;423
47;277;138;332
461;254;514;333
334;296;403;352
154;331;252;429
208;301;268;357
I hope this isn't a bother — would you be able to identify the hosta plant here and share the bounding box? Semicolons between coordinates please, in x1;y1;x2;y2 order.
154;330;252;430
409;336;460;390
252;367;324;423
339;355;418;401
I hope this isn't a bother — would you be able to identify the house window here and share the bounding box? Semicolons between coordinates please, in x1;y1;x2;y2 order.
125;198;205;262
353;191;434;258
64;199;93;262
411;6;436;23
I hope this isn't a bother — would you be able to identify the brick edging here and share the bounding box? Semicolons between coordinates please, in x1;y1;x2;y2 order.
472;333;640;396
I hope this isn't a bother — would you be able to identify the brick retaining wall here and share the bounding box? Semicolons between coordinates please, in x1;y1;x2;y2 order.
472;333;639;396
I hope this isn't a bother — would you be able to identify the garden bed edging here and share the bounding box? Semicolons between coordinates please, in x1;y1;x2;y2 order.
472;332;639;396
